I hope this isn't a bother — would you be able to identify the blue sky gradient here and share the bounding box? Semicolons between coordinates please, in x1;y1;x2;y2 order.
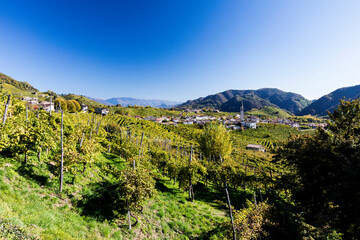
0;0;359;101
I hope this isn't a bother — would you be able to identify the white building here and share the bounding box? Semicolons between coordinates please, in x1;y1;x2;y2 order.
39;101;54;112
246;144;265;152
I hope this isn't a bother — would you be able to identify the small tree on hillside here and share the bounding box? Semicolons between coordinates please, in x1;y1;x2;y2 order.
67;100;77;113
116;166;155;229
54;99;67;111
199;123;232;162
198;122;236;240
71;100;81;112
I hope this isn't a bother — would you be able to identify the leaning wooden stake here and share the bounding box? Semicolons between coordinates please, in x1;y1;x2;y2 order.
124;173;132;230
189;145;194;201
59;111;64;192
2;94;11;124
96;116;102;134
106;124;111;153
136;132;144;168
220;155;236;240
127;197;131;230
79;132;85;148
49;98;52;116
26;106;28;123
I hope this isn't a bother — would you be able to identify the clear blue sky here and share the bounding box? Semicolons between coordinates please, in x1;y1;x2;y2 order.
0;0;359;101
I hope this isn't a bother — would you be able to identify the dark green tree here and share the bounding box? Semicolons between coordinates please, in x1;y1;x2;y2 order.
275;99;360;238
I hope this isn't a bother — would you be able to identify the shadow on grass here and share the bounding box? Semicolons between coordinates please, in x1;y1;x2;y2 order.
17;164;48;186
77;181;125;221
154;178;181;195
192;225;228;240
193;182;252;210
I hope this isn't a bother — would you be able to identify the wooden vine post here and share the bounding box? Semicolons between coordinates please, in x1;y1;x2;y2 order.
126;173;132;230
189;145;194;201
106;124;111;153
24;106;29;163
49;98;52;116
59;110;64;192
220;155;236;240
136;132;144;167
2;95;11;124
37;108;41;161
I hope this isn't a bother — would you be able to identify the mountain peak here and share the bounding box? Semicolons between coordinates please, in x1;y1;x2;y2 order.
179;88;311;114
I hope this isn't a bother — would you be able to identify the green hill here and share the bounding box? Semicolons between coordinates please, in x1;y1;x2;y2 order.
246;106;292;119
62;94;107;109
179;88;311;114
0;72;107;110
298;84;360;116
0;72;39;95
220;94;276;112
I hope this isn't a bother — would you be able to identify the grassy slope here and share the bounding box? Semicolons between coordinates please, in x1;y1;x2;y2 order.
1;83;36;96
0;153;226;239
0;111;301;239
245;106;292;119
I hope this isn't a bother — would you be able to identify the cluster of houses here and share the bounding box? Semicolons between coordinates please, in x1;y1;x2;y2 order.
135;104;327;130
138;103;323;130
21;97;55;112
136;114;309;130
20;96;90;113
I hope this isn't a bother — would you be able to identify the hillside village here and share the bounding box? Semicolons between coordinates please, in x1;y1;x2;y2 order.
137;112;327;129
131;108;327;130
20;95;327;130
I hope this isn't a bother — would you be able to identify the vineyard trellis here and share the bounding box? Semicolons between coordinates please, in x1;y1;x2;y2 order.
0;92;286;238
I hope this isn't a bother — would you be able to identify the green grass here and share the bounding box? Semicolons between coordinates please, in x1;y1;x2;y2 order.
0;154;126;239
1;83;35;96
142;177;226;239
0;154;227;239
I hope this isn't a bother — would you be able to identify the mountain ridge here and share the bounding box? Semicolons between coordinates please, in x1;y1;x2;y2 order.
298;84;360;116
179;88;311;114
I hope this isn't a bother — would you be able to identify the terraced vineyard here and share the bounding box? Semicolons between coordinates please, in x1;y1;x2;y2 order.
0;91;344;239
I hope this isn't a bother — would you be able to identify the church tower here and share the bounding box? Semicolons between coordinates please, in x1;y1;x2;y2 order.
240;101;244;122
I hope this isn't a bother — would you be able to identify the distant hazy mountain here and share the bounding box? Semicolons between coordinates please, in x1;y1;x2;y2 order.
86;96;113;106
179;88;311;114
107;98;181;108
87;96;181;108
298;85;360;116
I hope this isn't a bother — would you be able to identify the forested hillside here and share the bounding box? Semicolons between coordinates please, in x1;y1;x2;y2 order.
179;88;311;114
299;84;360;116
